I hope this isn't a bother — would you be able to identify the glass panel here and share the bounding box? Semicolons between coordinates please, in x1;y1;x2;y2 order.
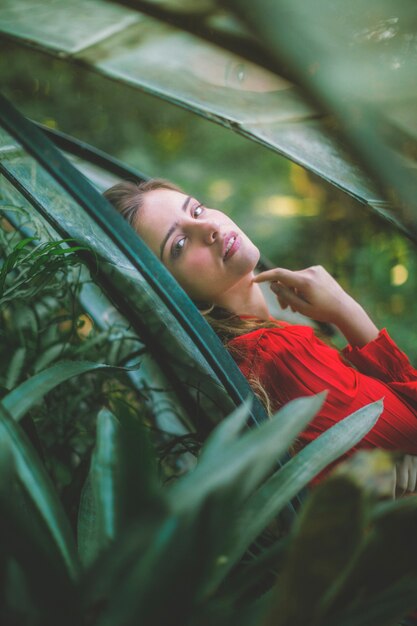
278;0;417;109
232;0;417;215
0;0;393;217
80;17;299;123
1;0;414;220
0;0;140;53
131;0;217;13
244;118;413;237
0;125;238;428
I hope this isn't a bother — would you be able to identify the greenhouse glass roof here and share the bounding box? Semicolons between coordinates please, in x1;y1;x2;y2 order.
1;0;416;234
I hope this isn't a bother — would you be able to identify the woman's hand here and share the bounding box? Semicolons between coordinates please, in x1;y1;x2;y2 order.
253;265;351;323
394;454;417;497
253;265;379;347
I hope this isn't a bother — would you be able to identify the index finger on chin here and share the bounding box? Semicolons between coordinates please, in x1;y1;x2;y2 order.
253;267;292;284
254;268;306;289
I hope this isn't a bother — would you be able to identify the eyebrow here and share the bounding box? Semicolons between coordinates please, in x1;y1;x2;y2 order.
159;195;193;260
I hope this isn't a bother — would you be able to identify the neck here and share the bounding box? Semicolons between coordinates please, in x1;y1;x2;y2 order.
214;274;270;320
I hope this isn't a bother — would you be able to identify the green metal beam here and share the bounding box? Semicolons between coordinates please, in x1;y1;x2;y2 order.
0;92;270;428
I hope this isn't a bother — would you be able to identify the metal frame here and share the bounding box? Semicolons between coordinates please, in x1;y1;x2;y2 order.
37;123;149;183
0;92;270;429
3;0;413;229
111;0;293;82
0;159;218;432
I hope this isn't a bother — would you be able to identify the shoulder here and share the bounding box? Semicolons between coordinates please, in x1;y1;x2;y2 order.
228;323;315;355
228;323;317;384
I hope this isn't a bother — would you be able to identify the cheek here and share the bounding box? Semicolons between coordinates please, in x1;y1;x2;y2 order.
174;254;222;297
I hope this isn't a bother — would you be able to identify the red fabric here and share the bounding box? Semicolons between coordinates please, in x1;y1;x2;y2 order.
228;324;417;478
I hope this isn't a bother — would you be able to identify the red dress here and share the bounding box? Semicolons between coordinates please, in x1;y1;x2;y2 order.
228;323;417;471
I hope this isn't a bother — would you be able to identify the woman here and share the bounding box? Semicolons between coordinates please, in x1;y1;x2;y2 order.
104;178;417;493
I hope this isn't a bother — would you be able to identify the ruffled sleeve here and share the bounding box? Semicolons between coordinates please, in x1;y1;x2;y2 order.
343;329;416;382
343;328;417;409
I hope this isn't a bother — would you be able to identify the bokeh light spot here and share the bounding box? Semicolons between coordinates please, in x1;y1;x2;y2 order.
391;264;408;286
256;195;318;217
209;179;233;202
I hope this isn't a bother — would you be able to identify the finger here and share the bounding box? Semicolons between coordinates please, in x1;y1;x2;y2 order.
392;464;397;500
272;282;310;305
278;297;289;310
270;283;289;309
253;268;286;283
254;268;306;288
396;456;408;491
408;456;417;491
273;284;312;314
270;281;282;292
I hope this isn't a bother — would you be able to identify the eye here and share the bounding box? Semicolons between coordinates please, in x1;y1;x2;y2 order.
225;62;246;87
193;204;204;218
235;64;245;83
172;236;186;259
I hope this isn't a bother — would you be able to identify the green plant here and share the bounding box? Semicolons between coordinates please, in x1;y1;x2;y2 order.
1;208;416;626
0;224;149;495
2;368;417;626
1;215;417;626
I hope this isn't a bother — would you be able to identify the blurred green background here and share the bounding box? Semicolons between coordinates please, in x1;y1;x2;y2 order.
2;39;417;358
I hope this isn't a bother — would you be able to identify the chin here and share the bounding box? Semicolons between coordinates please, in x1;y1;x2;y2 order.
237;254;259;278
245;245;261;270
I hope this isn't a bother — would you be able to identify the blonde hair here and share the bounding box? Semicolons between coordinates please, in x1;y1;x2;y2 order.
103;178;182;228
104;178;284;415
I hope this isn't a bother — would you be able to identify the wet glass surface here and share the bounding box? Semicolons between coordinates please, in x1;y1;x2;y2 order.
2;0;410;211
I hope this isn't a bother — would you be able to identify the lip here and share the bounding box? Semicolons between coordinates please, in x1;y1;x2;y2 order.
223;231;240;261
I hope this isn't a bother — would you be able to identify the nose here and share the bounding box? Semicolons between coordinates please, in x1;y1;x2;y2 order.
188;218;220;245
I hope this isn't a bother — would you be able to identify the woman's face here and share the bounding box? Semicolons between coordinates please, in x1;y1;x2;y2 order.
135;188;260;303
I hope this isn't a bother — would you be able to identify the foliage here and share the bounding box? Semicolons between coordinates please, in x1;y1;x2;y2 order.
0;217;416;625
0;24;417;626
0;222;150;498
2;361;417;626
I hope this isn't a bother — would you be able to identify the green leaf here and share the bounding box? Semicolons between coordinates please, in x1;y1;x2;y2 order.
0;436;14;503
112;398;162;523
261;476;365;626
199;397;253;464
1;359;127;422
81;515;170;619
77;410;123;567
323;575;417;626
0;403;80;580
93;503;224;626
321;496;417;626
77;406;163;566
5;347;26;390
33;343;70;373
77;474;100;568
205;399;383;592
0;439;79;623
92;516;181;626
90;409;120;551
0;237;37;295
220;536;289;603
170;393;326;513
